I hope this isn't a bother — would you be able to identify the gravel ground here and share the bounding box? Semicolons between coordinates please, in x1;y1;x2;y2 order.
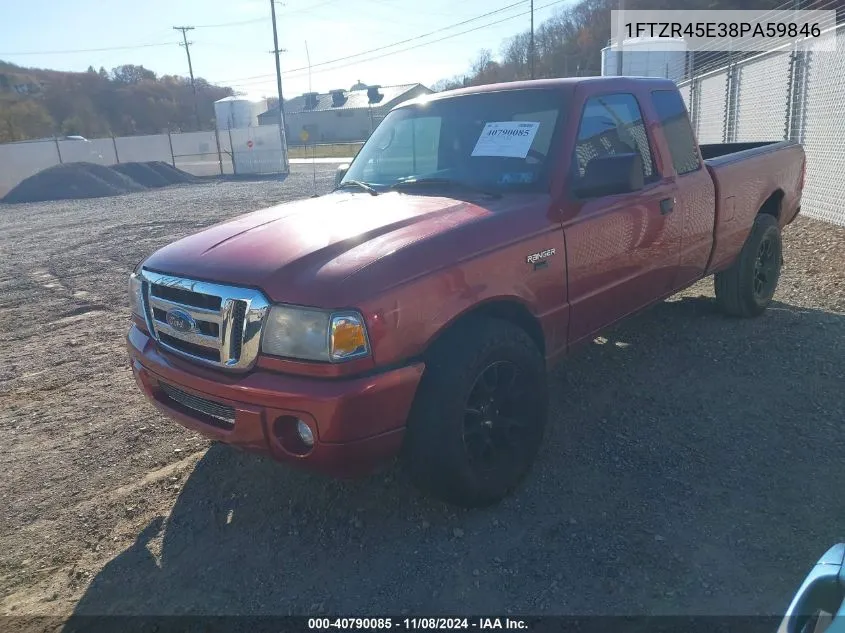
1;165;843;619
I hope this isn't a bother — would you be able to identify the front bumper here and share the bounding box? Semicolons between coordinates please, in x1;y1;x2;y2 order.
127;325;424;477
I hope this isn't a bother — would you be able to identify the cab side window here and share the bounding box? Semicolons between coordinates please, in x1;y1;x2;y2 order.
651;89;701;175
572;93;656;186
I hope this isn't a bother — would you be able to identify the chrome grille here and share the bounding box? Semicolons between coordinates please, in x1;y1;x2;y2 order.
159;382;235;428
140;269;270;372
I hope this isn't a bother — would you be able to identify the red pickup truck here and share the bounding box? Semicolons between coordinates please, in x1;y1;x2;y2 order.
128;77;804;507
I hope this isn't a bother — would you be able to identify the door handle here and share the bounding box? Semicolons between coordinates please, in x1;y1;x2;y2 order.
660;197;675;215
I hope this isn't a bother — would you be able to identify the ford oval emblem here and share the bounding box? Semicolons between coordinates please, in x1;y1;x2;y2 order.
166;309;196;333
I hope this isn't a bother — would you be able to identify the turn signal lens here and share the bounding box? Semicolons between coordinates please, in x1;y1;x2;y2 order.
330;313;369;361
128;272;144;319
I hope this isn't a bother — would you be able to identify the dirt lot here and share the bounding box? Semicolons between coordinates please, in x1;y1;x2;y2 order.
1;165;844;619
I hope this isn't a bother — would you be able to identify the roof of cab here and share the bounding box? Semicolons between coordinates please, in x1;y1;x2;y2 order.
398;76;679;108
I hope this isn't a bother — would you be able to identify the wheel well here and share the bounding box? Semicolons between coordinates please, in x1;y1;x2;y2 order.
759;189;784;220
431;300;546;357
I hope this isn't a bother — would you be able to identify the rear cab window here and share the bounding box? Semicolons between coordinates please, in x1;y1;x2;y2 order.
651;90;701;175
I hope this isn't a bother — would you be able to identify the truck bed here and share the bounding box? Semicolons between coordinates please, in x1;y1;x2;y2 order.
702;140;804;274
699;141;786;161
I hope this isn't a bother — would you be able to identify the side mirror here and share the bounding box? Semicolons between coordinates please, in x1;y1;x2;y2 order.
575;153;644;198
334;163;350;187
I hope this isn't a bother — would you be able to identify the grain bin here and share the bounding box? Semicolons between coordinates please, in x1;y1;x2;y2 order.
214;96;263;130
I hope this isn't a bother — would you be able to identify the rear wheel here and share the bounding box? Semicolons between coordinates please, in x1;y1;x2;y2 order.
715;213;782;317
402;317;547;507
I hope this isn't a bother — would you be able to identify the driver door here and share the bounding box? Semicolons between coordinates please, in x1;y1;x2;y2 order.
563;91;681;347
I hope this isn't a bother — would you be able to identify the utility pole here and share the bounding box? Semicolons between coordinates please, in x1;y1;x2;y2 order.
269;0;290;173
173;26;200;130
529;0;535;79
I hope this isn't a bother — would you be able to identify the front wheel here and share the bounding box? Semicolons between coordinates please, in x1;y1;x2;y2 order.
402;317;548;508
715;213;782;318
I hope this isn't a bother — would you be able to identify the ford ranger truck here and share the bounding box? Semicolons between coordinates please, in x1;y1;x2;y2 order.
128;77;805;507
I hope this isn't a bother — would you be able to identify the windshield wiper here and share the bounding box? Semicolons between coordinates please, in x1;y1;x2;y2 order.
388;177;502;199
334;180;379;196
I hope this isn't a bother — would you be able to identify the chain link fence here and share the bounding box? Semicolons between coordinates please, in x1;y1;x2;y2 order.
680;22;845;226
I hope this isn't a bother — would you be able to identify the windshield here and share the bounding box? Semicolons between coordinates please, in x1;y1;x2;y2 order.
341;90;565;194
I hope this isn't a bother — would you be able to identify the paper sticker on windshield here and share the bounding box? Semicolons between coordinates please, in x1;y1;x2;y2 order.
471;122;540;158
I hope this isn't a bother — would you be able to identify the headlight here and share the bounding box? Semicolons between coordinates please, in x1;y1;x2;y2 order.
128;272;144;319
261;306;370;362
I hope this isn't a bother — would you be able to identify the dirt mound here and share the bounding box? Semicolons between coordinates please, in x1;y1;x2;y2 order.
112;162;170;188
2;162;144;204
1;160;203;204
78;163;146;192
145;161;198;184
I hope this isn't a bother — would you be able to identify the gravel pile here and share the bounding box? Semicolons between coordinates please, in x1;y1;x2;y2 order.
111;162;170;188
1;162;144;203
144;161;198;185
78;163;146;194
2;161;201;204
0;170;842;617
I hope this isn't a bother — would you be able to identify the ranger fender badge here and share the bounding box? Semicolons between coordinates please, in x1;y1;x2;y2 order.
526;248;555;264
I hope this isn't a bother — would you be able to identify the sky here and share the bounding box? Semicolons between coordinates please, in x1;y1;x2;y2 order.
0;0;569;101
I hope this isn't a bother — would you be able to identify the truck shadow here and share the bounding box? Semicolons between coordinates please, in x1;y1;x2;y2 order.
69;296;845;617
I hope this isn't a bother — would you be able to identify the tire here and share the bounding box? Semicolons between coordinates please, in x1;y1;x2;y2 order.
714;213;782;318
402;317;548;508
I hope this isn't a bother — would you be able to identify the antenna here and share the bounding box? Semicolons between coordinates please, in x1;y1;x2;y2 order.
306;40;318;197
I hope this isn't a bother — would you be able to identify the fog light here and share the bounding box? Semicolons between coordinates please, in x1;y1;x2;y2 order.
296;419;314;447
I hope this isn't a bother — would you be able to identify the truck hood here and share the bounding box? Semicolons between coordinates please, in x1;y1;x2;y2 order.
143;191;517;306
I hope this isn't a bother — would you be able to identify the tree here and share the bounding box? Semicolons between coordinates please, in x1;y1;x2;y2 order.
111;64;156;85
0;59;235;140
431;77;464;92
0;100;55;142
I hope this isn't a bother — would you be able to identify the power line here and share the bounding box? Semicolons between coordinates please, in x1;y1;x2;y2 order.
192;0;341;28
173;26;200;130
228;0;566;86
219;0;531;85
280;0;343;16
0;42;178;56
282;0;568;79
193;17;266;28
287;0;530;73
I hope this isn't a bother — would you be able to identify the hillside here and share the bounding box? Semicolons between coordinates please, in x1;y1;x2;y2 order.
433;0;834;90
0;61;234;142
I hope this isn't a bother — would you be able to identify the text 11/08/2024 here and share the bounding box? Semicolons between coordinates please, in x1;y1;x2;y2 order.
307;617;529;630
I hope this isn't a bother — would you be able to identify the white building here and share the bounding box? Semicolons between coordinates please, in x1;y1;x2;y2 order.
258;83;433;143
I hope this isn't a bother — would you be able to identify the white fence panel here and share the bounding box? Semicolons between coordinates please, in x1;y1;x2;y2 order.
0;141;59;198
170;131;221;177
114;134;172;164
734;53;790;142
57;138;117;165
800;27;845;227
230;126;286;175
696;72;728;143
